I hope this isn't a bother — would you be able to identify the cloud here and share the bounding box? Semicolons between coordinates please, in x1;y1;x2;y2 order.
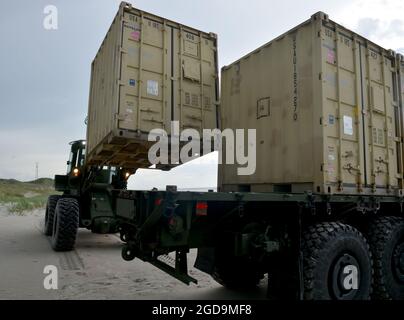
356;18;381;38
356;17;404;42
335;0;404;52
387;19;404;38
128;152;218;191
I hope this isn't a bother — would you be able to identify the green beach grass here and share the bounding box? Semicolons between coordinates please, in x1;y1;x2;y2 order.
0;178;58;214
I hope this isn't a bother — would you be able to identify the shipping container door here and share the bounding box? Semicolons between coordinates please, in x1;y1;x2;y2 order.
118;12;169;133
362;44;399;190
174;29;218;133
395;55;404;189
321;26;364;191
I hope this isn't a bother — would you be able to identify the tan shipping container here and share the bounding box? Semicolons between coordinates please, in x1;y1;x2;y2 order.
219;12;404;195
86;2;219;169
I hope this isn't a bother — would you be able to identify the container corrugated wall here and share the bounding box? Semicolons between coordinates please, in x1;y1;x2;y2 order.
219;12;404;195
86;2;219;169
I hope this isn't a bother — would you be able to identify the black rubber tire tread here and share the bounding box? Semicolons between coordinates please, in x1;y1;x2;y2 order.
51;198;79;251
44;195;61;236
302;222;372;300
366;216;404;300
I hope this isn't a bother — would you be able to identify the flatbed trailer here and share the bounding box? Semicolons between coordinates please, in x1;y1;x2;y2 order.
113;186;404;299
46;140;404;300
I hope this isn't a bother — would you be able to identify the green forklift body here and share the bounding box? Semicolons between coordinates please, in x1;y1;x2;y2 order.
54;174;69;192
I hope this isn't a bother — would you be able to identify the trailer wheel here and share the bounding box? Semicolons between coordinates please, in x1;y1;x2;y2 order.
51;198;79;251
367;216;404;300
303;222;372;300
44;195;61;236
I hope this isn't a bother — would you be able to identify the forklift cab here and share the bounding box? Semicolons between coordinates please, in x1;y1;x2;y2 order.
55;139;132;194
67;140;86;175
54;140;86;194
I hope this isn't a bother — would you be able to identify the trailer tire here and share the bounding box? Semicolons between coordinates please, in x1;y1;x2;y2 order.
51;198;79;251
303;222;372;300
44;195;61;236
367;216;404;300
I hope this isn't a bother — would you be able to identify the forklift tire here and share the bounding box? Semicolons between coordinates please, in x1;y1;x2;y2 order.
51;198;79;251
302;222;372;300
44;195;61;236
366;216;404;300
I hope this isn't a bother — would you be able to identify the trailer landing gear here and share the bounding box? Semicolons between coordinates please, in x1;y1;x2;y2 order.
121;244;136;261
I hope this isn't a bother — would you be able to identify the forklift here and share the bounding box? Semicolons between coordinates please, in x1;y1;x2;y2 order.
44;140;130;250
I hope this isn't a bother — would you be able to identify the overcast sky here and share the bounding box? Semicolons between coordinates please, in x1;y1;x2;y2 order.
0;0;403;190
